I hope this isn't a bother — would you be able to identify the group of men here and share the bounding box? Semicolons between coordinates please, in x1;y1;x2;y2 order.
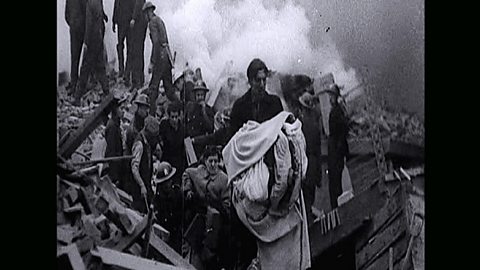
65;1;351;269
65;0;173;108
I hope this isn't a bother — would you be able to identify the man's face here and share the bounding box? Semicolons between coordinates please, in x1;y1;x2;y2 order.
168;111;180;127
195;91;206;103
250;70;267;94
205;154;220;174
137;104;150;119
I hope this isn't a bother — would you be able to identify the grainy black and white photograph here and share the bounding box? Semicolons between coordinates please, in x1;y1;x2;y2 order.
56;0;424;269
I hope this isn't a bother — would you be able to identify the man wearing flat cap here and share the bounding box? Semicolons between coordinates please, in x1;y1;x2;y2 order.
143;1;175;115
130;115;160;213
325;84;350;209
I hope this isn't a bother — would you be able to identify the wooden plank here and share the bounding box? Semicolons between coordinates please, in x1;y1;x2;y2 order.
149;233;196;270
59;93;117;159
108;216;149;252
91;246;185;270
57;244;87;270
356;187;405;250
356;214;408;269
309;181;387;258
361;236;409;270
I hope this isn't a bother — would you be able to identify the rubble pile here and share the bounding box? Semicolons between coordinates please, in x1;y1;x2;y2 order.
56;161;172;269
349;106;425;147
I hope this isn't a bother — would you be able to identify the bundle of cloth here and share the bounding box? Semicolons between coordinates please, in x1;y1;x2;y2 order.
222;111;311;270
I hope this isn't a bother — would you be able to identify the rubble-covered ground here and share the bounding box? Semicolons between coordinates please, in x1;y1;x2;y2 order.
348;104;425;147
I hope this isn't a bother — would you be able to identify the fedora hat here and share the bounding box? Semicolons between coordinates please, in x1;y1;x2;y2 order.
193;80;209;92
153;162;176;185
133;94;150;107
142;2;156;12
322;84;341;96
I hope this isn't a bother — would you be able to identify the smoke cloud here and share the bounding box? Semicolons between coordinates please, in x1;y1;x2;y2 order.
57;0;359;93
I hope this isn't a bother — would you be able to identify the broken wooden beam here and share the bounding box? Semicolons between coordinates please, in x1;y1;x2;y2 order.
149;233;196;270
72;155;134;166
57;244;87;270
107;215;149;252
91;246;186;270
59;93;118;159
309;181;387;258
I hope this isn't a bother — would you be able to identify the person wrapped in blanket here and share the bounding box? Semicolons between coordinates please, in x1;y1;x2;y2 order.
223;111;311;270
182;145;231;270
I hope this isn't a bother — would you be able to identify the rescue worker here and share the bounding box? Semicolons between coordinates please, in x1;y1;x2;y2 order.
183;146;231;270
325;84;350;209
143;2;175;113
73;0;109;106
152;161;183;254
125;94;151;156
228;58;284;269
129;0;148;90
65;0;87;94
105;102;125;187
112;0;136;85
158;102;186;186
186;80;215;156
130;116;159;213
123;94;151;200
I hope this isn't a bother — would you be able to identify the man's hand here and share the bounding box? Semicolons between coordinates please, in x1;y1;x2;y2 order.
199;100;206;108
140;185;147;198
130;19;135;28
148;63;154;74
112;23;116;33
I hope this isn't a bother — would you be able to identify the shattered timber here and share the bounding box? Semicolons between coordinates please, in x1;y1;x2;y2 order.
57;64;424;269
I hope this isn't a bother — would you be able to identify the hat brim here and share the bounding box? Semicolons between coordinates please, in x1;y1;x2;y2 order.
193;87;209;92
320;89;340;96
134;101;151;107
153;167;177;184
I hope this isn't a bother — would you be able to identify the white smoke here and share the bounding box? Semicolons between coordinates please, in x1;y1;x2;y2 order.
57;0;359;92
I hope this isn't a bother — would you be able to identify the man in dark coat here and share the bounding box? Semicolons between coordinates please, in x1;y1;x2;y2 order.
229;58;284;269
112;0;136;84
65;0;87;94
105;104;125;187
73;0;109;106
326;84;350;209
186;80;215;157
129;0;148;89
229;58;283;137
143;2;175;114
130;116;159;213
158;101;186;186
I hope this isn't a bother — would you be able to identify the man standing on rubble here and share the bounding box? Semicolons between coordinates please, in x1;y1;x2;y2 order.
65;0;87;95
325;84;350;209
112;0;135;85
131;116;160;213
186;80;215;156
229;58;283;269
158;101;185;186
105;103;125;187
143;2;175;114
73;0;110;106
129;0;148;90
